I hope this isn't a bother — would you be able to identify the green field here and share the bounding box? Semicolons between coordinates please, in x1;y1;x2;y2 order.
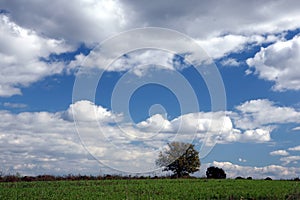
0;179;299;199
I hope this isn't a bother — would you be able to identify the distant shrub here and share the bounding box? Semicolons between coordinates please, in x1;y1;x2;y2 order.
294;177;300;181
206;166;226;179
21;176;35;182
265;177;272;180
235;176;244;180
246;177;253;180
3;175;19;182
36;175;56;181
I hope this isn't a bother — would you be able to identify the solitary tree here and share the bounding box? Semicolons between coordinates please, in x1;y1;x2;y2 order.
156;141;200;178
206;166;226;179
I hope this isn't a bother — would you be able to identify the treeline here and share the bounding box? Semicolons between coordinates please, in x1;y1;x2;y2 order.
0;174;299;182
0;174;194;182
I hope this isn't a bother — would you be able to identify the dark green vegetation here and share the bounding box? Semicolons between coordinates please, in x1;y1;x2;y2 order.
156;142;200;177
206;166;226;179
0;179;299;200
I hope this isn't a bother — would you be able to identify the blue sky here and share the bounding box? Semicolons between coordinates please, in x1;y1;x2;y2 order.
0;0;300;179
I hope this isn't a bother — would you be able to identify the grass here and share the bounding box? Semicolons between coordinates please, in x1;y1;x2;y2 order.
0;179;299;199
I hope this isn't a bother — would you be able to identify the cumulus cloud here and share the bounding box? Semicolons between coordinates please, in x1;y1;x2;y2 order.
0;99;283;175
136;114;172;133
212;161;300;179
3;0;299;44
67;28;214;76
0;0;299;176
0;0;127;45
138;111;272;144
0;101;158;175
196;35;248;59
0;109;91;175
292;126;300;131
78;101;275;146
0;14;72;97
0;0;129;97
233;99;300;129
69;49;176;76
114;50;174;70
220;58;240;67
241;129;271;143
69;32;280;73
247;35;300;91
64;100;123;123
269;147;300;165
270;150;289;156
2;102;27;109
121;0;300;38
196;34;279;59
0;98;298;175
2;1;297;63
288;145;300;151
119;0;297;60
280;156;300;165
0;0;300;96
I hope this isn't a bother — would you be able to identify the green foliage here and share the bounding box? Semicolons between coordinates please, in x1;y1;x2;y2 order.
156;142;200;177
0;179;299;199
206;166;226;179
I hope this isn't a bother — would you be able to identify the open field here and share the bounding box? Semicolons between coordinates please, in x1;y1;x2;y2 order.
0;179;299;199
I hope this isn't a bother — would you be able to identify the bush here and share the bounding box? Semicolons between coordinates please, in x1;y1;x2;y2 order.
3;175;19;182
21;176;35;182
36;175;56;181
206;166;226;179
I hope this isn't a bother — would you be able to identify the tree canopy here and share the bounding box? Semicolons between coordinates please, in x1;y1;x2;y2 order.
206;166;226;179
156;141;200;177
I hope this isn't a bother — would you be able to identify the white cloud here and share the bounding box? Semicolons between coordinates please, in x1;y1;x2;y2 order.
220;58;240;67
0;98;298;176
0;0;127;45
120;0;298;60
2;102;27;109
1;1;298;64
64;100;123;123
247;35;300;91
133;111;272;144
136;114;172;133
238;158;247;162
196;35;248;59
0;102;158;175
8;1;300;41
0;0;300;95
270;150;289;156
212;161;300;179
288;145;300;151
67;29;212;75
196;34;278;59
141;112;271;144
241;128;271;143
0;14;72;97
0;100;282;175
113;50;179;77
280;156;300;165
292;126;300;131
68;32;282;75
0;109;92;175
233;99;300;129
0;0;299;176
121;0;300;38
